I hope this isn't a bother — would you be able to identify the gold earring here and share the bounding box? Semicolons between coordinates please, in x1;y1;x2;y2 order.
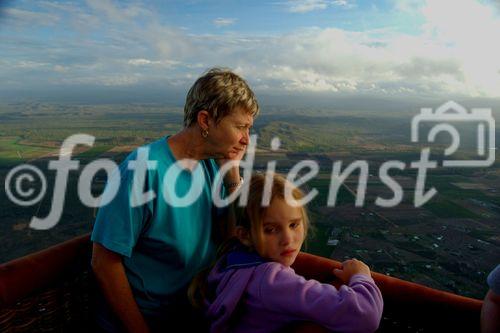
202;129;209;138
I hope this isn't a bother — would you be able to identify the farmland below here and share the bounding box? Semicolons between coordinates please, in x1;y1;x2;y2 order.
1;102;499;299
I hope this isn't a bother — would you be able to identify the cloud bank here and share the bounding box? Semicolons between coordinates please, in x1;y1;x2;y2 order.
1;0;499;101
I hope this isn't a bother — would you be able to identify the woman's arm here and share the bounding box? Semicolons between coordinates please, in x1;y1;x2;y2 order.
91;242;150;333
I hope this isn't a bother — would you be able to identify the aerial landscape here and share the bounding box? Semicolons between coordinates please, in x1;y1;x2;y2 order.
1;102;498;299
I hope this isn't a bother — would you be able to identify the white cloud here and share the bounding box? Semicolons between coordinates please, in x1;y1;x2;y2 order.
38;1;101;32
85;0;151;22
2;0;500;99
287;0;352;13
223;0;499;97
193;22;495;97
55;74;141;86
3;8;60;26
393;0;424;13
332;0;350;7
14;61;49;69
99;75;140;86
144;22;197;60
213;18;237;27
53;65;68;73
289;0;328;13
128;58;157;66
38;1;79;13
127;58;179;67
419;0;500;97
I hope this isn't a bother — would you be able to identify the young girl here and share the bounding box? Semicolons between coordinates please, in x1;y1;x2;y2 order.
193;173;383;333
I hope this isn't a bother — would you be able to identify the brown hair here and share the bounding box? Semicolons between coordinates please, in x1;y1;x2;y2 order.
235;173;310;248
183;67;259;127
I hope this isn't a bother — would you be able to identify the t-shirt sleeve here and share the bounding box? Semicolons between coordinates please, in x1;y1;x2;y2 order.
487;264;500;295
91;155;151;258
256;263;384;333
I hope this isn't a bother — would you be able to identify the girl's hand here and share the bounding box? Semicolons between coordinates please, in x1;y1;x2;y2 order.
333;259;371;283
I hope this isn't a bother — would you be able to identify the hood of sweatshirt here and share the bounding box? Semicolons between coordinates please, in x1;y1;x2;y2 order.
205;250;266;332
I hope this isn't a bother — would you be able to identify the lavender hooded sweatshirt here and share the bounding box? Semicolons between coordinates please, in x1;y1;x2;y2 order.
205;250;384;333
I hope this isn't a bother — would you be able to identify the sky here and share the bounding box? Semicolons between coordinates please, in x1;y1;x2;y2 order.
1;0;500;104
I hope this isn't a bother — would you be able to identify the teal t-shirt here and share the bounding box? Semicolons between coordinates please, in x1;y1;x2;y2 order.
91;136;223;316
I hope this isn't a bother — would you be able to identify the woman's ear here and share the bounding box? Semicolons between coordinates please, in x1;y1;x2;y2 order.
235;226;253;247
197;110;210;131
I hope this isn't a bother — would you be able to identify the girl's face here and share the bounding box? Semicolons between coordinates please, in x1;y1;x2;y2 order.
254;198;305;267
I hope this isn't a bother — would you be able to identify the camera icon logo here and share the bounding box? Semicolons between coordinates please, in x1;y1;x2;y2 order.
411;101;496;167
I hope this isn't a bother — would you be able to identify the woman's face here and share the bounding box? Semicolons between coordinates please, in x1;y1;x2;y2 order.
254;198;305;267
207;107;253;160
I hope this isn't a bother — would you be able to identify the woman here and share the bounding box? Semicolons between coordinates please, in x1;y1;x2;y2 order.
91;68;259;333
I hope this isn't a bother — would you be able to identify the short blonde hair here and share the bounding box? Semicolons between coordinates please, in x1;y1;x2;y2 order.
183;67;259;127
236;173;310;248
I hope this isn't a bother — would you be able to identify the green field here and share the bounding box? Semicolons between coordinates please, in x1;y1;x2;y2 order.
0;137;55;165
1;102;498;300
424;199;478;218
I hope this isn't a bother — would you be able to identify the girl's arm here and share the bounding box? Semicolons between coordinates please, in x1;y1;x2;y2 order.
255;263;383;333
